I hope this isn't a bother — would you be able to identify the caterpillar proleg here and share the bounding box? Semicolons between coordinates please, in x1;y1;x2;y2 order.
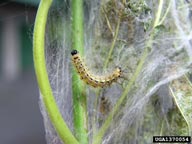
71;50;121;88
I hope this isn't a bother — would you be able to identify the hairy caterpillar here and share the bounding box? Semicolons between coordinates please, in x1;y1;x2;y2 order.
71;50;121;88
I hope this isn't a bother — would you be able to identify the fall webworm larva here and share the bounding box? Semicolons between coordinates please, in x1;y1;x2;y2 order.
71;49;122;88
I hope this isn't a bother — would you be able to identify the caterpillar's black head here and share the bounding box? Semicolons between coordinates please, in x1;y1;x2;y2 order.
71;50;78;56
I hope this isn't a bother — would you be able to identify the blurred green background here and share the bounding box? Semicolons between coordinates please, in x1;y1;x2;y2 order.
0;1;46;144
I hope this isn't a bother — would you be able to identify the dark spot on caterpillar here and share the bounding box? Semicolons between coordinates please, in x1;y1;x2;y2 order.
73;56;79;60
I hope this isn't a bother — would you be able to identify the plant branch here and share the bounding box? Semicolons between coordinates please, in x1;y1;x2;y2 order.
103;17;121;69
93;1;165;143
71;0;88;143
33;0;79;143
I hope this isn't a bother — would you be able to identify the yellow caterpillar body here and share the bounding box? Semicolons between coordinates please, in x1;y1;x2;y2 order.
71;50;121;88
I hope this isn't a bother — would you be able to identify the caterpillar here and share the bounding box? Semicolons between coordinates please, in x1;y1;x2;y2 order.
71;49;121;88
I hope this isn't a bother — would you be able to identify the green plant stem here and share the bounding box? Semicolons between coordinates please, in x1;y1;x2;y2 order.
33;0;79;144
93;47;149;144
159;0;171;25
169;87;192;136
103;18;121;69
71;0;88;144
93;0;165;143
154;0;164;27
